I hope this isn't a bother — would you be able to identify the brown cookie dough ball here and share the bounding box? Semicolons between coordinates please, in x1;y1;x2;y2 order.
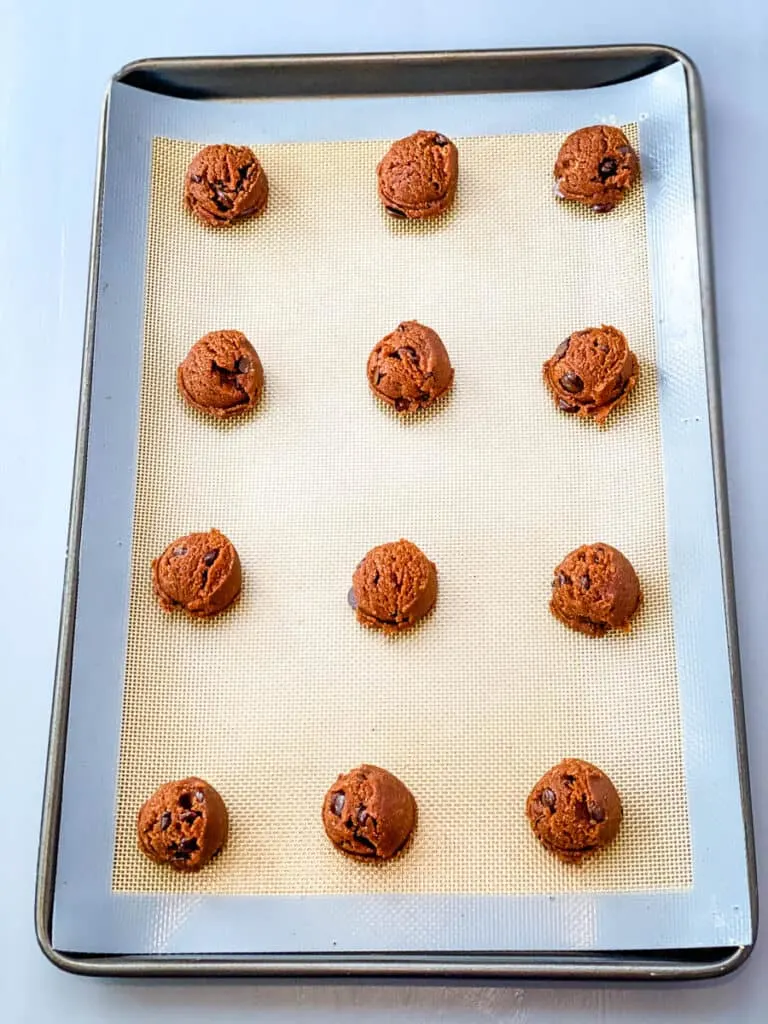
377;130;458;220
526;758;622;863
351;539;438;634
178;330;264;420
543;325;638;425
322;764;417;860
554;125;639;213
184;144;268;227
137;777;229;873
550;543;642;637
152;528;241;619
367;321;454;413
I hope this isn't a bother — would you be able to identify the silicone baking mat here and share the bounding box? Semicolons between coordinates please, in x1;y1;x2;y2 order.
112;127;691;897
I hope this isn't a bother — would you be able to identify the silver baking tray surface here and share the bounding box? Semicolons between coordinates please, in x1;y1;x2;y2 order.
36;46;756;979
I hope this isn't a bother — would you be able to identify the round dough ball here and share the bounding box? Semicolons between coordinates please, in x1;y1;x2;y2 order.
367;321;454;413
377;130;458;220
554;125;638;213
178;330;264;420
351;539;438;634
526;758;622;863
184;143;268;227
550;543;642;637
137;777;229;873
322;764;417;860
152;528;241;619
543;325;638;424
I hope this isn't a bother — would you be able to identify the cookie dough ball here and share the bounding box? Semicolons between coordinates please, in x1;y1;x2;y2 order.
152;528;241;619
184;144;268;227
526;758;622;863
367;321;454;413
543;325;638;424
554;125;638;213
557;124;638;211
377;130;458;220
178;330;264;420
137;777;229;873
322;764;417;860
550;543;641;637
351;539;438;634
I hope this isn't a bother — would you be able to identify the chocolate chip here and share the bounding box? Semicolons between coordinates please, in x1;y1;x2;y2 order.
558;399;580;414
356;806;369;825
589;804;606;823
394;398;411;412
178;793;193;810
195;790;205;803
202;550;218;567
563;774;576;787
331;792;345;816
580;574;591;590
172;546;187;557
347;587;358;610
559;371;584;394
555;338;570;359
354;833;377;852
173;850;190;861
179;837;199;852
385;206;407;219
592;202;614;214
235;357;250;373
159;811;171;830
213;187;233;208
400;346;418;361
557;572;567;586
180;810;200;824
190;175;203;184
574;798;591;822
598;157;618;180
433;134;448;145
540;788;556;809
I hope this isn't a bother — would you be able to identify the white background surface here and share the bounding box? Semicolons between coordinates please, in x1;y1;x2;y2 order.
0;0;765;1020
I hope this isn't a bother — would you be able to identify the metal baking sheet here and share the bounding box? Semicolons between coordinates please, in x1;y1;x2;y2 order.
36;47;756;978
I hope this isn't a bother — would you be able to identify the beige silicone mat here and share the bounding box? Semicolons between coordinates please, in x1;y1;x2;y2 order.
113;128;692;895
